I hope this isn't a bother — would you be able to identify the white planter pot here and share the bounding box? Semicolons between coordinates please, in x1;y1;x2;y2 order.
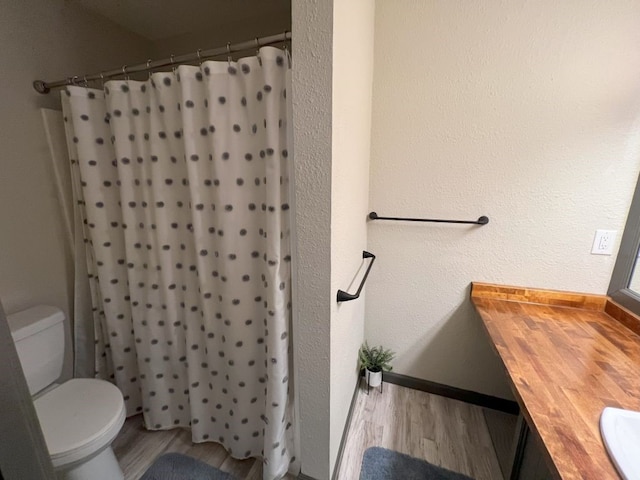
366;369;382;388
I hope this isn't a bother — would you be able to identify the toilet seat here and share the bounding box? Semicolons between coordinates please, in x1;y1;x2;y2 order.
34;378;126;468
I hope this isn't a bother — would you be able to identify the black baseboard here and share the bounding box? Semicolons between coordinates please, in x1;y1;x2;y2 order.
383;371;519;415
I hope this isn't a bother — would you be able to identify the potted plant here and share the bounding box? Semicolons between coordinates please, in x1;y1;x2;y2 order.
358;342;395;388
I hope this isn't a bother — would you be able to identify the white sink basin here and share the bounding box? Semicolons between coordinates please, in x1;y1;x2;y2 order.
601;407;640;479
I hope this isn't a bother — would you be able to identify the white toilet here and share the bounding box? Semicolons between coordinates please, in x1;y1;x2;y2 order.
8;305;126;480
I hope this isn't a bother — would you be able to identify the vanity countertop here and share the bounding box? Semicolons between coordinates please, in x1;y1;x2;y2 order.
471;282;640;480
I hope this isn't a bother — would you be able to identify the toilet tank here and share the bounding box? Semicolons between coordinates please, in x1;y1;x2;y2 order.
7;305;65;395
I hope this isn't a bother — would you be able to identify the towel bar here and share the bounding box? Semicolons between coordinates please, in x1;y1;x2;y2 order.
337;251;376;303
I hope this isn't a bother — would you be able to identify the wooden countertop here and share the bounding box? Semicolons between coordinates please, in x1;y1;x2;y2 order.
471;283;640;480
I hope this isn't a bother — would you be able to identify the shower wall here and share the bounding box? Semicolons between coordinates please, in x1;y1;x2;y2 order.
0;0;292;385
149;6;291;58
0;0;151;379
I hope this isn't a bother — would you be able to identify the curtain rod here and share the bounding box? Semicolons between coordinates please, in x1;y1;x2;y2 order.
33;31;292;95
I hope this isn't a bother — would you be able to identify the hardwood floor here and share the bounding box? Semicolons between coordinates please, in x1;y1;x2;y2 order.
335;382;505;480
112;415;297;480
113;383;508;480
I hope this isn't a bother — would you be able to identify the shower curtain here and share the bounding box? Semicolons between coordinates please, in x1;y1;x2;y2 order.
61;47;294;480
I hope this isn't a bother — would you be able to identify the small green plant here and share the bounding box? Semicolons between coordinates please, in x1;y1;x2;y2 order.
358;342;395;373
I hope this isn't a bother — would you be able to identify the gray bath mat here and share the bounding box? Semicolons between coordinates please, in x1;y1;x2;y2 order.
141;453;236;480
359;447;474;480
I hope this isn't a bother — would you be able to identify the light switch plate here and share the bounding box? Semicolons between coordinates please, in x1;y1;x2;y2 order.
592;230;617;255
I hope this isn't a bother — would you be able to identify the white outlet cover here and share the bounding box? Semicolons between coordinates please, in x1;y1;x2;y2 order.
592;229;617;255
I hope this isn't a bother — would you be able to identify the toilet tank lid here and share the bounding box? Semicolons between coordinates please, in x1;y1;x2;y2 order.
7;305;65;341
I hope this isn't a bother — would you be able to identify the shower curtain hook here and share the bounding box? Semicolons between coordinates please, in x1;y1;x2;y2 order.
170;54;177;74
255;37;262;67
100;72;105;89
196;49;203;66
146;59;153;79
227;42;232;66
83;75;89;88
284;44;292;69
71;75;79;86
283;30;292;68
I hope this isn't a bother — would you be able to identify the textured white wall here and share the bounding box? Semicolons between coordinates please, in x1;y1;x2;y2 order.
330;0;375;474
0;0;151;379
291;1;333;478
150;6;291;58
367;0;640;398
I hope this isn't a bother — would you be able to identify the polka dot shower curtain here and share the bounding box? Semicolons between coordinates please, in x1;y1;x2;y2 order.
60;47;294;480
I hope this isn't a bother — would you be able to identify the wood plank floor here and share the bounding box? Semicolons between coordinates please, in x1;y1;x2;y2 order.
112;415;297;480
335;382;505;480
113;383;508;480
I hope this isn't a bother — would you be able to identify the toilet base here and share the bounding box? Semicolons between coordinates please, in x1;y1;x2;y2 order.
56;447;123;480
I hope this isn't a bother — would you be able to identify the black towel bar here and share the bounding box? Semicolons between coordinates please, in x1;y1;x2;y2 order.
368;212;489;225
337;251;376;303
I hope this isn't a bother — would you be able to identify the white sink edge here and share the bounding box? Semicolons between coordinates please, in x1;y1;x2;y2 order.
600;406;640;480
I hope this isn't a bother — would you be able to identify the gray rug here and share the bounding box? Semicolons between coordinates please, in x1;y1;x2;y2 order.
360;447;474;480
141;453;236;480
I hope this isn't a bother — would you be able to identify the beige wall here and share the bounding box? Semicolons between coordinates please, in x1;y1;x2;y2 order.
367;0;640;398
329;0;375;474
150;6;291;58
0;0;151;379
291;1;333;478
292;1;375;476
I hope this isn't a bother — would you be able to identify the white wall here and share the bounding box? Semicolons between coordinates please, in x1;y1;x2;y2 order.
0;0;151;378
329;0;375;474
367;0;640;398
291;1;333;478
292;0;375;477
150;7;291;58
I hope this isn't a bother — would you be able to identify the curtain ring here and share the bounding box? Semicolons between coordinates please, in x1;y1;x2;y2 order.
170;54;177;74
196;49;203;65
122;65;129;80
70;75;79;86
100;72;105;89
146;59;153;79
227;42;232;66
255;37;262;67
283;30;292;68
284;44;292;69
83;75;89;88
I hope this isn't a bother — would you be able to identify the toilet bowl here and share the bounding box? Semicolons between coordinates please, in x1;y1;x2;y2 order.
8;305;126;480
35;378;126;480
